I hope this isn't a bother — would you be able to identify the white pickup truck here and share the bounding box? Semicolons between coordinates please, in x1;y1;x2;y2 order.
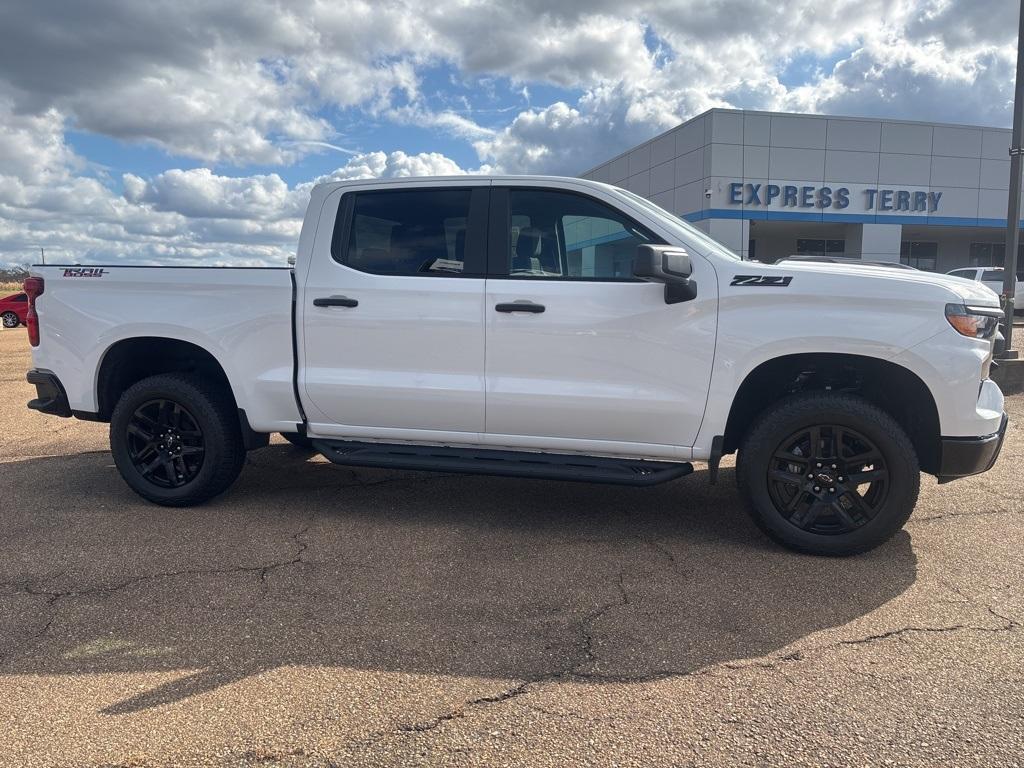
25;176;1008;555
945;267;1024;311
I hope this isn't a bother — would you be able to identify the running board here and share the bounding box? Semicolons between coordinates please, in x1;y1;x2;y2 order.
311;439;693;487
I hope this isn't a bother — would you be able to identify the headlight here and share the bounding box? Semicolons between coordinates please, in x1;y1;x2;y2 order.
945;304;1001;339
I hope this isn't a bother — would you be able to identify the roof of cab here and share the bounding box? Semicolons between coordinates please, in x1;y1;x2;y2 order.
310;174;618;194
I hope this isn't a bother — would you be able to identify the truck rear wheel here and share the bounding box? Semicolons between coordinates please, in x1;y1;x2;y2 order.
110;373;245;506
737;392;920;556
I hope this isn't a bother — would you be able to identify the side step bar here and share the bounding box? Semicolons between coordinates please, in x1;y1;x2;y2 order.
312;439;693;487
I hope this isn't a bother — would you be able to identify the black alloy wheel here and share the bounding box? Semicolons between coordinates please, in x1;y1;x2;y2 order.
126;398;206;488
766;424;889;535
738;391;919;556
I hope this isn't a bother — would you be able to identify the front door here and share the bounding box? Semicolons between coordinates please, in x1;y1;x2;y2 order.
483;185;718;457
300;182;489;440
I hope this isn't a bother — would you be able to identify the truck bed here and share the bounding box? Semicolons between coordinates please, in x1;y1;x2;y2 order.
30;265;301;433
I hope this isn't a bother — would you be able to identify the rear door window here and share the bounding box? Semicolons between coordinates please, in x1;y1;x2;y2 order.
332;188;486;276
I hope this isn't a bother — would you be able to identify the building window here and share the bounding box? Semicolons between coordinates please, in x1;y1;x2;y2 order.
900;241;938;271
796;239;845;257
969;242;1024;269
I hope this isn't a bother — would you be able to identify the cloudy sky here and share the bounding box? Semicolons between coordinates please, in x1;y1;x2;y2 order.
0;0;1019;266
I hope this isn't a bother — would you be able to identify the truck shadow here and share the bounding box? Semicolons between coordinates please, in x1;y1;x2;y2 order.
0;445;917;715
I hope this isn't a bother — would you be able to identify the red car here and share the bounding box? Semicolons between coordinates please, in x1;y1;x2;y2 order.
0;291;28;328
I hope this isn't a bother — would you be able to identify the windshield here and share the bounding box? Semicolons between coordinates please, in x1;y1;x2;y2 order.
615;187;743;262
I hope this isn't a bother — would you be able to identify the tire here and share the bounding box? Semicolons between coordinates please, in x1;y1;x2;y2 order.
1;311;18;328
110;373;245;506
280;432;315;450
737;392;920;556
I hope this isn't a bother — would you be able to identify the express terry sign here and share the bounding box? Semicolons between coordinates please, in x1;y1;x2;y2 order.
727;182;942;213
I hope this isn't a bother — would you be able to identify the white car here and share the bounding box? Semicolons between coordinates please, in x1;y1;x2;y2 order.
24;176;1007;555
946;266;1024;310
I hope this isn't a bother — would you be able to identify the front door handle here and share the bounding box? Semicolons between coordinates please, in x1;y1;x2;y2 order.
313;295;358;308
495;301;545;314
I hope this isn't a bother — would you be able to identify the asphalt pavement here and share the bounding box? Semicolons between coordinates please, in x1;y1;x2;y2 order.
1;327;1021;767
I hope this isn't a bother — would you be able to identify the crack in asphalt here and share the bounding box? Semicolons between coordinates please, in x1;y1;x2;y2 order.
2;493;1020;745
0;449;112;465
381;569;635;739
0;521;314;669
912;507;1022;523
14;522;313;607
634;534;678;564
255;524;310;599
365;571;1022;744
396;681;534;734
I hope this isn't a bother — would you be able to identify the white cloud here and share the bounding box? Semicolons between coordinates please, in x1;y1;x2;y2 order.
314;150;483;181
0;98;478;267
122;168;298;220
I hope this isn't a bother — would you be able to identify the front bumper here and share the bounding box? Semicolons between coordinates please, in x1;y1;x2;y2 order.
936;412;1009;483
26;369;72;417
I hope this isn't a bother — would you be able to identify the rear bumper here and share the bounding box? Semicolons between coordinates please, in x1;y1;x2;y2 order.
26;369;72;417
936;412;1008;483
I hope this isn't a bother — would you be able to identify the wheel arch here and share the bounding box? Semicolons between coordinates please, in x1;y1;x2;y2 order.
723;352;942;475
95;336;268;450
96;337;236;419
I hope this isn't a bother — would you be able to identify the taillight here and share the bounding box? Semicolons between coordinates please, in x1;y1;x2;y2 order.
23;276;44;347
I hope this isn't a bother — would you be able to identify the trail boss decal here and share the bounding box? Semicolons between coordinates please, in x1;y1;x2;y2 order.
62;268;108;278
730;275;793;287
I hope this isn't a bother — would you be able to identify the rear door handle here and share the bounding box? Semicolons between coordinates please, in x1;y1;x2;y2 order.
313;295;358;308
495;301;545;314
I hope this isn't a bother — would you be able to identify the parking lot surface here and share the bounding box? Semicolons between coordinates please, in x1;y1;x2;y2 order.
1;327;1022;767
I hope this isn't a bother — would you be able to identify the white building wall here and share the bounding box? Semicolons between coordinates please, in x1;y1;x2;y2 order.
860;224;903;262
582;108;1020;270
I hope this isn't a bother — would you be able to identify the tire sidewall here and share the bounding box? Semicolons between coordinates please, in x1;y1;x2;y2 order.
110;375;240;505
739;393;919;556
1;312;17;328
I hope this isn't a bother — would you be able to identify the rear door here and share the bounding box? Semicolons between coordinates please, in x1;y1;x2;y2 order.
482;185;718;458
299;182;490;441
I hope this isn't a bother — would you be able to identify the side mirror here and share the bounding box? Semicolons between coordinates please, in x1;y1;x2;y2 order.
634;244;697;304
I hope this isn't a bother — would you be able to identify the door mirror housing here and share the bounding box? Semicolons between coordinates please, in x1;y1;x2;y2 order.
634;244;697;304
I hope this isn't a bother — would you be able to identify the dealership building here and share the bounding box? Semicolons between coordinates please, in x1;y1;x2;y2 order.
580;109;1023;273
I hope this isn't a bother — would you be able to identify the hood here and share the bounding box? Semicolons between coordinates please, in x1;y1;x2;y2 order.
772;261;1002;306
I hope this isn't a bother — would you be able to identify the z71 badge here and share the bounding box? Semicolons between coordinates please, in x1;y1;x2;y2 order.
63;267;108;278
730;275;793;287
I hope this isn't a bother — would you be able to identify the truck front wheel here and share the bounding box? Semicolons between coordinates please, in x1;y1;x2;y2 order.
737;392;920;556
110;373;245;506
